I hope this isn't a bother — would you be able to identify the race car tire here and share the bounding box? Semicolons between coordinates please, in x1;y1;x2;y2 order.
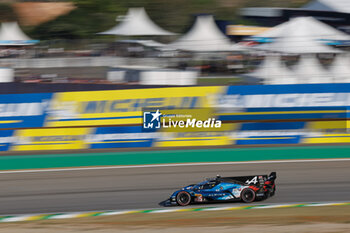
176;191;191;206
241;188;256;203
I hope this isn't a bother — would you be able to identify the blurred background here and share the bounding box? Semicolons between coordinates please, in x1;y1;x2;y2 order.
0;0;350;151
1;0;350;86
1;2;350;230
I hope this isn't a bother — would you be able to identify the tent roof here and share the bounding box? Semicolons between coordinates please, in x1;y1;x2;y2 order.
303;0;350;14
0;22;38;46
254;17;342;54
294;55;330;83
256;36;341;54
245;55;295;83
253;17;350;41
99;8;175;36
168;15;235;52
117;39;165;47
330;54;350;80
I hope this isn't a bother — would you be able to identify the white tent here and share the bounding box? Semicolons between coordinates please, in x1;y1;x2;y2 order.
329;54;350;82
303;0;350;14
0;22;38;46
251;17;341;84
254;18;342;54
253;17;350;41
230;43;251;51
99;8;175;36
293;55;331;83
245;55;296;84
168;15;234;52
117;39;165;48
245;55;334;84
256;35;340;54
0;68;14;82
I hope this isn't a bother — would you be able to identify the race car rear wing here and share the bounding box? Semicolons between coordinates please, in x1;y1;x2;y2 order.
218;172;276;186
268;172;277;181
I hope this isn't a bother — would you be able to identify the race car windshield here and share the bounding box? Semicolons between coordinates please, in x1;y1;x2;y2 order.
192;181;208;189
193;180;217;190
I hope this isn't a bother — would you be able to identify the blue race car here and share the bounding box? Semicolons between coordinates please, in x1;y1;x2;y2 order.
166;172;276;206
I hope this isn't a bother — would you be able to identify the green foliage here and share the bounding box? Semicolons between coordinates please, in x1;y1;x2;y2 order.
0;3;17;22
31;0;126;39
30;0;311;40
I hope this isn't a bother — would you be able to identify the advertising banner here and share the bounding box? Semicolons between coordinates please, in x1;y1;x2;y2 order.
0;93;52;129
88;126;156;149
12;128;92;151
45;86;223;127
1;84;350;151
219;83;350;108
9;126;158;151
0;130;15;151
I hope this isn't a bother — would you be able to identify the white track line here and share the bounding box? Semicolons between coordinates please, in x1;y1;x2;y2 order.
307;202;343;207
1;201;349;223
253;204;291;209
1;215;34;222
202;207;233;211
0;158;350;174
150;209;183;213
49;213;81;219
99;211;129;216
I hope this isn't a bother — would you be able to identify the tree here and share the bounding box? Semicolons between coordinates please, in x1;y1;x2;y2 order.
0;3;17;22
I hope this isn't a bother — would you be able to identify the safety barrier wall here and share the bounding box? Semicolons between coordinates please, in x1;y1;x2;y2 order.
1;83;350;151
0;57;172;69
1;126;154;151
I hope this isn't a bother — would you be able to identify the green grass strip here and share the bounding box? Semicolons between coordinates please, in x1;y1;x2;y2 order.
89;212;105;217
0;216;12;221
140;210;158;213
1;202;350;223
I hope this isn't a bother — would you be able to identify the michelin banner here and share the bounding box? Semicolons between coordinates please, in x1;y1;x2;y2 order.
220;83;350;108
2;84;350;129
45;87;223;127
1;84;350;151
46;83;350;129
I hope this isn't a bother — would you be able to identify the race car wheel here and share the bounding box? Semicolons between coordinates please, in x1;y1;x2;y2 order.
176;191;191;206
241;188;256;203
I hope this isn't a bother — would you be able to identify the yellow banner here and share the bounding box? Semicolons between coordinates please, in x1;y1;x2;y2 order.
45;86;223;127
304;120;350;144
155;132;233;147
226;25;270;36
12;128;92;151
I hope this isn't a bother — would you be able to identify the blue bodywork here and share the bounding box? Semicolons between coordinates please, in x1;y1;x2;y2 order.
168;179;247;205
165;173;276;206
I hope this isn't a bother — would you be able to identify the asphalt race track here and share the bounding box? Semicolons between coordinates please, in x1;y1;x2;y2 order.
0;160;349;215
